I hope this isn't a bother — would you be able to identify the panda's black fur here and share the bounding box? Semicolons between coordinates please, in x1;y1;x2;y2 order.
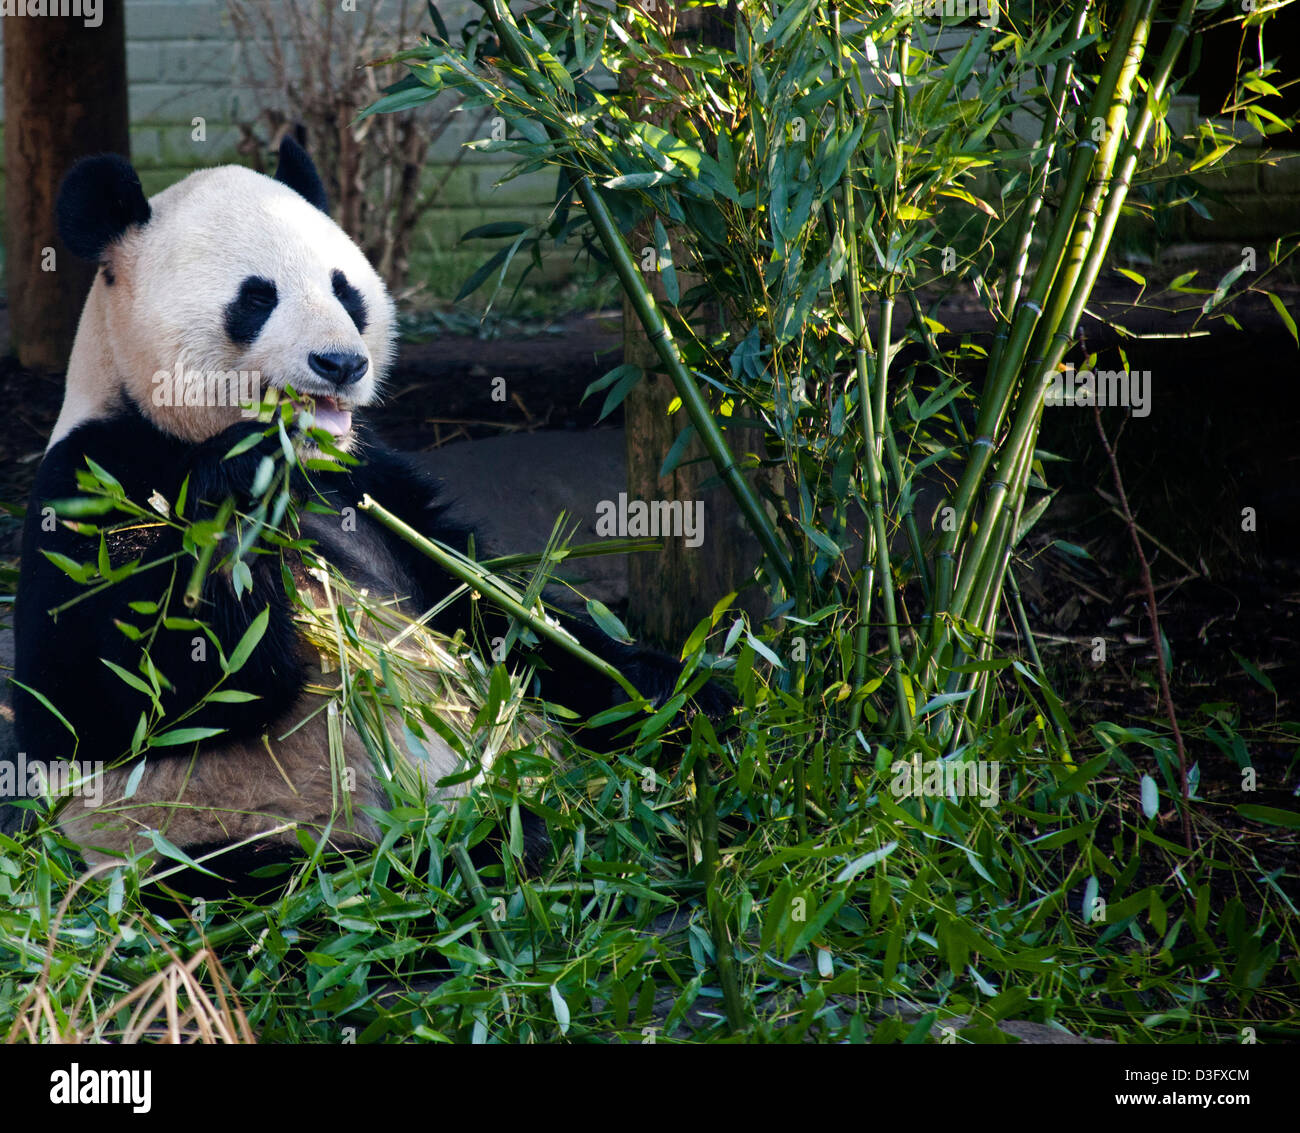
16;400;688;760
7;139;726;885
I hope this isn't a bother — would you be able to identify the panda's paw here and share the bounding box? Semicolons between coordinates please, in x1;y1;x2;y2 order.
623;652;737;732
185;422;284;513
686;676;739;727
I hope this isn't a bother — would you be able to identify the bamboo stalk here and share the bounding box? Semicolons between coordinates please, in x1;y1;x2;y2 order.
451;843;520;970
475;0;796;595
835;4;912;736
1045;0;1198;376
1025;0;1157;376
996;0;1095;324
358;494;648;705
918;0;1154;696
949;0;1155;635
924;0;1150;646
970;0;1198;701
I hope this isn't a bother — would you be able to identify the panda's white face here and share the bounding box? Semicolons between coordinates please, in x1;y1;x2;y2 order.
55;162;395;450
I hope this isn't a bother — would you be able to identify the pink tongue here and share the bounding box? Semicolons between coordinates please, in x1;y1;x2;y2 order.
310;401;352;437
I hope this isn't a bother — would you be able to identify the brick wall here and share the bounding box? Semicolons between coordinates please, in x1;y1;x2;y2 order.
0;3;1295;281
0;0;556;273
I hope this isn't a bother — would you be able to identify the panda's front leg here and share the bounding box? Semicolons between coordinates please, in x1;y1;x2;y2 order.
169;420;309;732
481;606;737;758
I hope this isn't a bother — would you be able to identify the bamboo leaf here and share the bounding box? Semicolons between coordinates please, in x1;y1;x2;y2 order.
1140;774;1159;819
835;842;898;883
745;631;784;670
460;222;530;240
1235;805;1300;829
455;245;513;301
223;606;271;675
585;598;633;643
1232;651;1275;694
356;82;440;119
150;726;226;747
1265;291;1298;346
148;830;223;877
8;680;77;738
602;171;671;190
100;659;157;700
1188;142;1234;173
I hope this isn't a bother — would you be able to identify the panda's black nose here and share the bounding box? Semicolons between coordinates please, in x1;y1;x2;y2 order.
308;351;368;387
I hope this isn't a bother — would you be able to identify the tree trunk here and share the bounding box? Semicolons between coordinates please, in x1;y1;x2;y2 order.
622;1;763;648
4;5;130;370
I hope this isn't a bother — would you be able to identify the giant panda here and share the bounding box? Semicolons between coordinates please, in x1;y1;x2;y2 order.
8;138;725;882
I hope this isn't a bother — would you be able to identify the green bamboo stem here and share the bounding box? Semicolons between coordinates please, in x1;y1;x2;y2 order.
451;843;520;971
476;0;795;595
997;0;1094;322
947;0;1177;735
963;432;1035;718
945;397;1042;631
965;0;1194;720
965;439;1033;649
883;412;933;603
924;0;1150;644
480;536;663;572
1025;0;1156;377
1044;0;1197;377
918;0;1154;691
358;494;648;706
836;4;912;736
694;756;747;1034
1007;566;1046;678
934;427;1033;741
945;0;1154;638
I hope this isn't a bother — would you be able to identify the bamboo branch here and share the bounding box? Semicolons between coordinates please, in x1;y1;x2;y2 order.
475;0;796;595
835;3;912;735
358;494;648;706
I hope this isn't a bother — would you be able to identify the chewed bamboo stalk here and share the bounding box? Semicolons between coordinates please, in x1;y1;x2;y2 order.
359;494;648;705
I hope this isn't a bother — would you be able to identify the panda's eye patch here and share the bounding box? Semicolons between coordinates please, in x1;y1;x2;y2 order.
240;279;278;308
331;270;368;334
225;276;279;345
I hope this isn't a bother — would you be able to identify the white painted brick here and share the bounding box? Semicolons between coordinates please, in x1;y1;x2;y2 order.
128;127;163;161
132;81;235;124
157;122;241;163
158;40;235;82
126;41;162;82
127;0;230;41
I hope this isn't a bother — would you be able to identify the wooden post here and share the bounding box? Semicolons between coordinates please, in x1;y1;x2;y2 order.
4;3;130;370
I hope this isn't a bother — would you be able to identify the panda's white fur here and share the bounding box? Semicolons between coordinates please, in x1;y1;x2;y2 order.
52;163;394;450
10;141;701;881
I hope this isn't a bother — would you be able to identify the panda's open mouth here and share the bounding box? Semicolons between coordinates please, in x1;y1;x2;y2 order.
292;394;353;439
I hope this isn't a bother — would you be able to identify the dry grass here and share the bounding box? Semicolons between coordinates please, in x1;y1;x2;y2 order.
6;864;254;1044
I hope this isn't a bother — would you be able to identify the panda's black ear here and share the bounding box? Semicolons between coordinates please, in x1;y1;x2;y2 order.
274;136;328;214
56;154;151;262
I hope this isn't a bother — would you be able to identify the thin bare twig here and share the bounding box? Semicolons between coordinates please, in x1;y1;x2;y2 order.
1093;405;1193;849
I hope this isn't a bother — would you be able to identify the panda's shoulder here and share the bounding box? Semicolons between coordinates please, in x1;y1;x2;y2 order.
345;426;472;545
348;427;444;506
37;401;183;499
